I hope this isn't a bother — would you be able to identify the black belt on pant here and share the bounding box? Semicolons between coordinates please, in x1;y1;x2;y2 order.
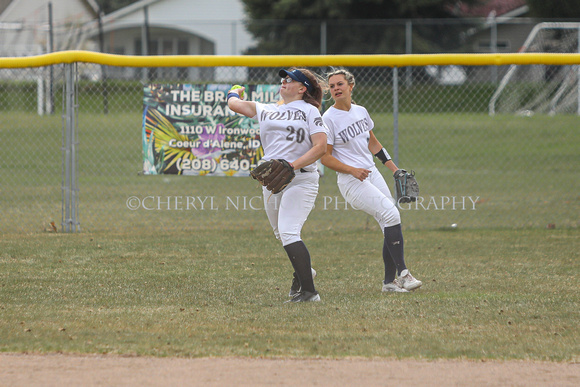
299;168;313;173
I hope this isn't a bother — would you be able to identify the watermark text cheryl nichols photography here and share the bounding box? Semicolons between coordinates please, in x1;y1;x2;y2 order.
126;195;480;211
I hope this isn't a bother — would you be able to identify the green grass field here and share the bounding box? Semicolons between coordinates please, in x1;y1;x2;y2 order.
0;227;578;360
1;101;579;361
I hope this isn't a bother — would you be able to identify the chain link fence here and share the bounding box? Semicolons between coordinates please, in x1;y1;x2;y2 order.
1;53;579;234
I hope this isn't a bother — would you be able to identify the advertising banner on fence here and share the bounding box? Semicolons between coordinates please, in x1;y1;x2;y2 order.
142;83;279;176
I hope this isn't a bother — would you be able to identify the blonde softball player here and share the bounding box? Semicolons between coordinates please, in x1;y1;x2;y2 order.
321;68;422;292
227;68;327;303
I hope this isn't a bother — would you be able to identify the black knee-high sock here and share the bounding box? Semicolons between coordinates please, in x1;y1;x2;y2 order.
283;241;315;293
382;242;397;284
384;224;407;276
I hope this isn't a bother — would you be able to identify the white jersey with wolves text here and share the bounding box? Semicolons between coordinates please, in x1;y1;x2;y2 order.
322;104;374;169
254;100;327;172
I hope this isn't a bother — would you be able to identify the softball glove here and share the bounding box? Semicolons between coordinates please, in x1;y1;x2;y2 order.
394;169;419;203
250;159;295;194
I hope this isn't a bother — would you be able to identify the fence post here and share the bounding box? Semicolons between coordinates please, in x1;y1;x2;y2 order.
320;21;327;55
62;63;80;232
405;20;412;88
47;2;54;115
37;75;44;115
490;14;498;84
393;66;399;166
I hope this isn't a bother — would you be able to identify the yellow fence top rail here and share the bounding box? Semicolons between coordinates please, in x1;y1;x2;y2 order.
2;50;580;68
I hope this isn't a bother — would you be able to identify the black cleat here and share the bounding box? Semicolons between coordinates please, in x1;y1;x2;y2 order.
289;272;301;297
288;268;317;297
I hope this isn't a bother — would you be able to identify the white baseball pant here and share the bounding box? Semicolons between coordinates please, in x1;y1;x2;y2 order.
262;171;319;246
337;165;401;231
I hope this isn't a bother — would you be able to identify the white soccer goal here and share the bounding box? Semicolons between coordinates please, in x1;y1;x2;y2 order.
489;22;580;116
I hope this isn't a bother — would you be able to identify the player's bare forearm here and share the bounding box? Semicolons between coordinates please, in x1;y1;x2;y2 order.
320;153;348;174
228;98;256;118
321;145;370;180
227;87;256;118
368;130;398;171
292;132;327;170
384;160;399;173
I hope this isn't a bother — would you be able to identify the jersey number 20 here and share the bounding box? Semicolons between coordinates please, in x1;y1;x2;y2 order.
286;126;305;143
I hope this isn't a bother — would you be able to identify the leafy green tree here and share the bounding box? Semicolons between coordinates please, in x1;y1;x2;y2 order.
526;0;580;18
242;0;482;54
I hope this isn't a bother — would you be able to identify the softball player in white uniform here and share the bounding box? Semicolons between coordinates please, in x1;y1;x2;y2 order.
321;68;422;292
227;68;327;303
